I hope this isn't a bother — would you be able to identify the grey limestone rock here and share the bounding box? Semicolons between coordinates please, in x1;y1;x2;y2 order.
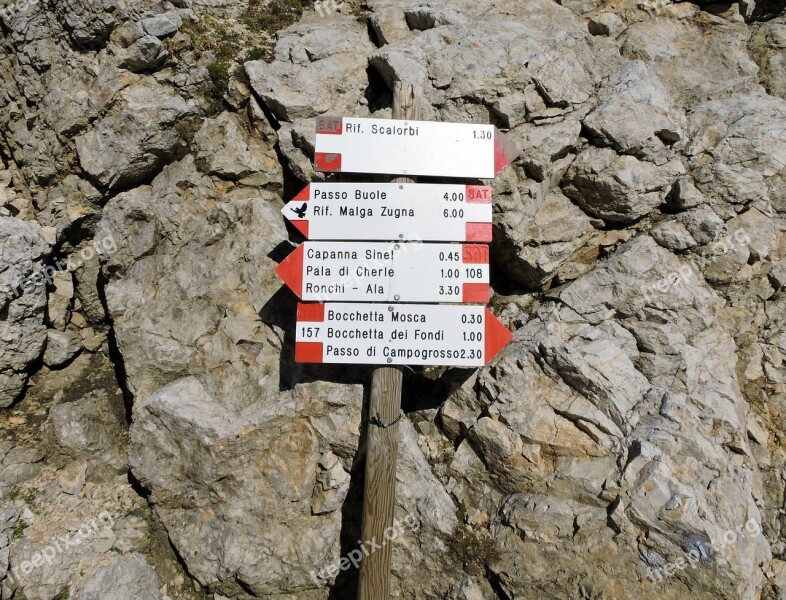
749;18;786;98
686;91;786;216
43;329;83;368
52;0;119;49
369;7;411;46
141;13;183;38
75;80;197;191
588;12;625;37
46;389;127;476
1;0;784;598
562;147;685;223
651;219;697;251
97;155;286;401
129;376;339;596
582;60;686;161
245;17;376;123
72;552;161;600
447;235;771;598
115;35;170;72
0;217;51;407
193;112;282;184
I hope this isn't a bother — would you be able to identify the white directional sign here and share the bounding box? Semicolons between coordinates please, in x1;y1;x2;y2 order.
314;116;517;179
295;303;513;367
282;183;493;242
276;242;490;303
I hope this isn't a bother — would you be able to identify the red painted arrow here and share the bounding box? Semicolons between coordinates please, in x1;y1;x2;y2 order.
275;244;304;297
485;308;513;363
494;128;517;176
293;185;311;201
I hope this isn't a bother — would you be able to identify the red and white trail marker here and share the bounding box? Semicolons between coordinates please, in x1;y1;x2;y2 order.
282;183;493;242
294;303;513;367
314;116;517;179
276;242;490;303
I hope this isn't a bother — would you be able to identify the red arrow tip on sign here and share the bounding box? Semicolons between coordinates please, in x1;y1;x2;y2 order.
494;128;518;176
293;184;311;201
291;220;310;238
275;245;304;298
485;308;513;363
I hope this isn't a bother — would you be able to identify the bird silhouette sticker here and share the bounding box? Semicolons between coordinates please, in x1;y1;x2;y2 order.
291;203;308;219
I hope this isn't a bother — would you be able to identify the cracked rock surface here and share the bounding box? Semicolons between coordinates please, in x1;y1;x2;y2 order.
0;0;785;599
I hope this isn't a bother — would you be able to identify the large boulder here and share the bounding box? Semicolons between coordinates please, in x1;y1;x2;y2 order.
562;147;685;223
45;388;127;476
493;189;597;287
193;112;282;184
97;155;285;401
685;91;786;217
444;235;771;599
129;377;351;597
582;60;686;161
75;81;197;191
245;16;377;123
619;8;759;104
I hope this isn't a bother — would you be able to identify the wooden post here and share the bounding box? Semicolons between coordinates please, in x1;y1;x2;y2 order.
357;81;421;600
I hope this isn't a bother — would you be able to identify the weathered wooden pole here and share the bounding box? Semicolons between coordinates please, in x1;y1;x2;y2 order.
357;81;421;600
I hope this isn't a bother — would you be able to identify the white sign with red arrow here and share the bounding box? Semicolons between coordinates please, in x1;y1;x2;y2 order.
294;303;513;367
282;183;493;242
314;117;517;179
275;242;490;303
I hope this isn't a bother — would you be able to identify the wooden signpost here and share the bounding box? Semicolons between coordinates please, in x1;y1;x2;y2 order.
275;82;516;599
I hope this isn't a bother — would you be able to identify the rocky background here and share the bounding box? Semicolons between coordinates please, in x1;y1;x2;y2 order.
0;0;785;598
